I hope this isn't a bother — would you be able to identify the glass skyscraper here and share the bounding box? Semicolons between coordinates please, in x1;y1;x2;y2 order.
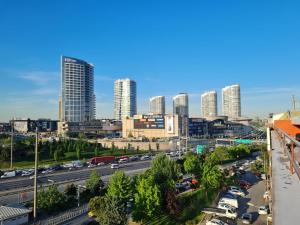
61;56;95;122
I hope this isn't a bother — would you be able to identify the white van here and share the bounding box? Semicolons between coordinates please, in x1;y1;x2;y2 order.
218;197;238;208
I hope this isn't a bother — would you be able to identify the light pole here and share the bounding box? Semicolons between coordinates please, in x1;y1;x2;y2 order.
33;127;39;219
10;119;14;169
77;185;86;207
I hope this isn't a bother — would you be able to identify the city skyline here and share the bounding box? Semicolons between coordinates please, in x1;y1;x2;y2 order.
1;1;300;121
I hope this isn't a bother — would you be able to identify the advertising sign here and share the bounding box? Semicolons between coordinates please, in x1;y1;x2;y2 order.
134;114;165;129
166;116;174;134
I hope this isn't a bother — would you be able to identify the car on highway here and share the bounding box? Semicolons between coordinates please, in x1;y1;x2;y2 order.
241;213;252;224
111;163;119;169
42;168;54;174
228;189;245;197
129;155;139;161
119;158;129;163
21;170;34;176
1;171;16;179
258;205;269;215
97;162;105;166
140;155;151;160
206;218;229;225
88;163;97;168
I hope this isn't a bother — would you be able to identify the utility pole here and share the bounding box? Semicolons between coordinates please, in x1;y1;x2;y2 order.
10;119;14;169
33;127;38;219
185;119;188;152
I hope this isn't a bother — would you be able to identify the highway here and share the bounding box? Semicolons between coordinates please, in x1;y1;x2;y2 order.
0;160;152;205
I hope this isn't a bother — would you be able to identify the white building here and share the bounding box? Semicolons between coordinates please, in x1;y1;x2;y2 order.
114;79;137;120
0;205;31;225
222;84;241;118
173;93;189;117
149;96;165;115
201;91;217;117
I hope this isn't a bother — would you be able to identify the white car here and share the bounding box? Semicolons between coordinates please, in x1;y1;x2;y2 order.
88;163;97;168
263;191;270;199
206;219;228;225
218;202;236;211
228;189;245;197
21;170;34;176
258;206;269;215
111;163;119;169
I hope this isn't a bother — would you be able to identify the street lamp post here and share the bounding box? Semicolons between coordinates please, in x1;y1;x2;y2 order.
77;185;86;207
33;127;39;219
10;119;14;169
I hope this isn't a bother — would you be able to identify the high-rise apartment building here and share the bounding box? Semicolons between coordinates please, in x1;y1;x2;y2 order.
173;93;189;117
61;56;95;122
201;91;217;117
114;79;137;120
149;96;165;115
222;84;241;118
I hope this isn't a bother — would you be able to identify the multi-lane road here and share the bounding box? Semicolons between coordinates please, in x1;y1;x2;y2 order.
0;159;152;205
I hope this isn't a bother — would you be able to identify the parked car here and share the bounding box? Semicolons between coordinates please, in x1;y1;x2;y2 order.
258;205;269;215
140;155;151;160
263;191;270;199
241;213;253;224
111;163;119;169
218;197;238;208
218;202;237;210
236;180;251;189
206;219;228;225
223;192;237;199
228;189;245;197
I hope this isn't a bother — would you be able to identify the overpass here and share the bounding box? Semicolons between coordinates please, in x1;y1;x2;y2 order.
269;120;300;225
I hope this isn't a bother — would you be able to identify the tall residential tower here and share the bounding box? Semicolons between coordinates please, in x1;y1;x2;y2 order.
149;96;165;115
201;91;217;117
61;56;95;122
173;93;189;117
222;84;241;118
114;79;137;120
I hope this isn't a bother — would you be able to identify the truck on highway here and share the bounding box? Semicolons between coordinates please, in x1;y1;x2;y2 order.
203;207;237;219
1;171;16;179
90;156;116;165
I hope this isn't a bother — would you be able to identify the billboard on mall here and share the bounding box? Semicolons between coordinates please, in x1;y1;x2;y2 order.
134;114;165;129
166;115;174;134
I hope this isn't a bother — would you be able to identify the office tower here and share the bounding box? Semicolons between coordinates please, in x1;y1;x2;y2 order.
114;79;137;120
61;56;95;122
222;84;241;118
201;91;217;117
173;93;189;117
149;96;165;115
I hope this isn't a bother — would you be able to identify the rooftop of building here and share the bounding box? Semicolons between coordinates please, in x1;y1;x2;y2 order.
0;204;31;220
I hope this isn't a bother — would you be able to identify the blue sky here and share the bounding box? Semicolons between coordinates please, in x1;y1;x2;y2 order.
1;0;300;121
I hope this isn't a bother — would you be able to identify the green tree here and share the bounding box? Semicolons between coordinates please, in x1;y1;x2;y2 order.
214;146;231;161
94;147;99;157
86;170;105;196
37;185;66;213
201;162;223;198
107;171;132;205
132;175;161;222
150;154;180;193
183;153;201;175
76;145;81;160
64;183;77;207
156;142;160;151
89;196;127;225
53;150;60;161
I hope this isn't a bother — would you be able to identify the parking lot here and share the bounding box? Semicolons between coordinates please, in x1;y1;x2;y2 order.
203;169;268;225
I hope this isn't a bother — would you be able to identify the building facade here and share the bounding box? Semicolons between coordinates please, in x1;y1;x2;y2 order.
122;114;180;138
149;96;165;115
173;93;189;117
222;84;241;118
61;56;95;123
201;91;217;117
114;79;137;120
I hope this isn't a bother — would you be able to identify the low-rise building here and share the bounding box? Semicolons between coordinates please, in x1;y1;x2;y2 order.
0;205;31;225
122;114;181;138
11;118;58;133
